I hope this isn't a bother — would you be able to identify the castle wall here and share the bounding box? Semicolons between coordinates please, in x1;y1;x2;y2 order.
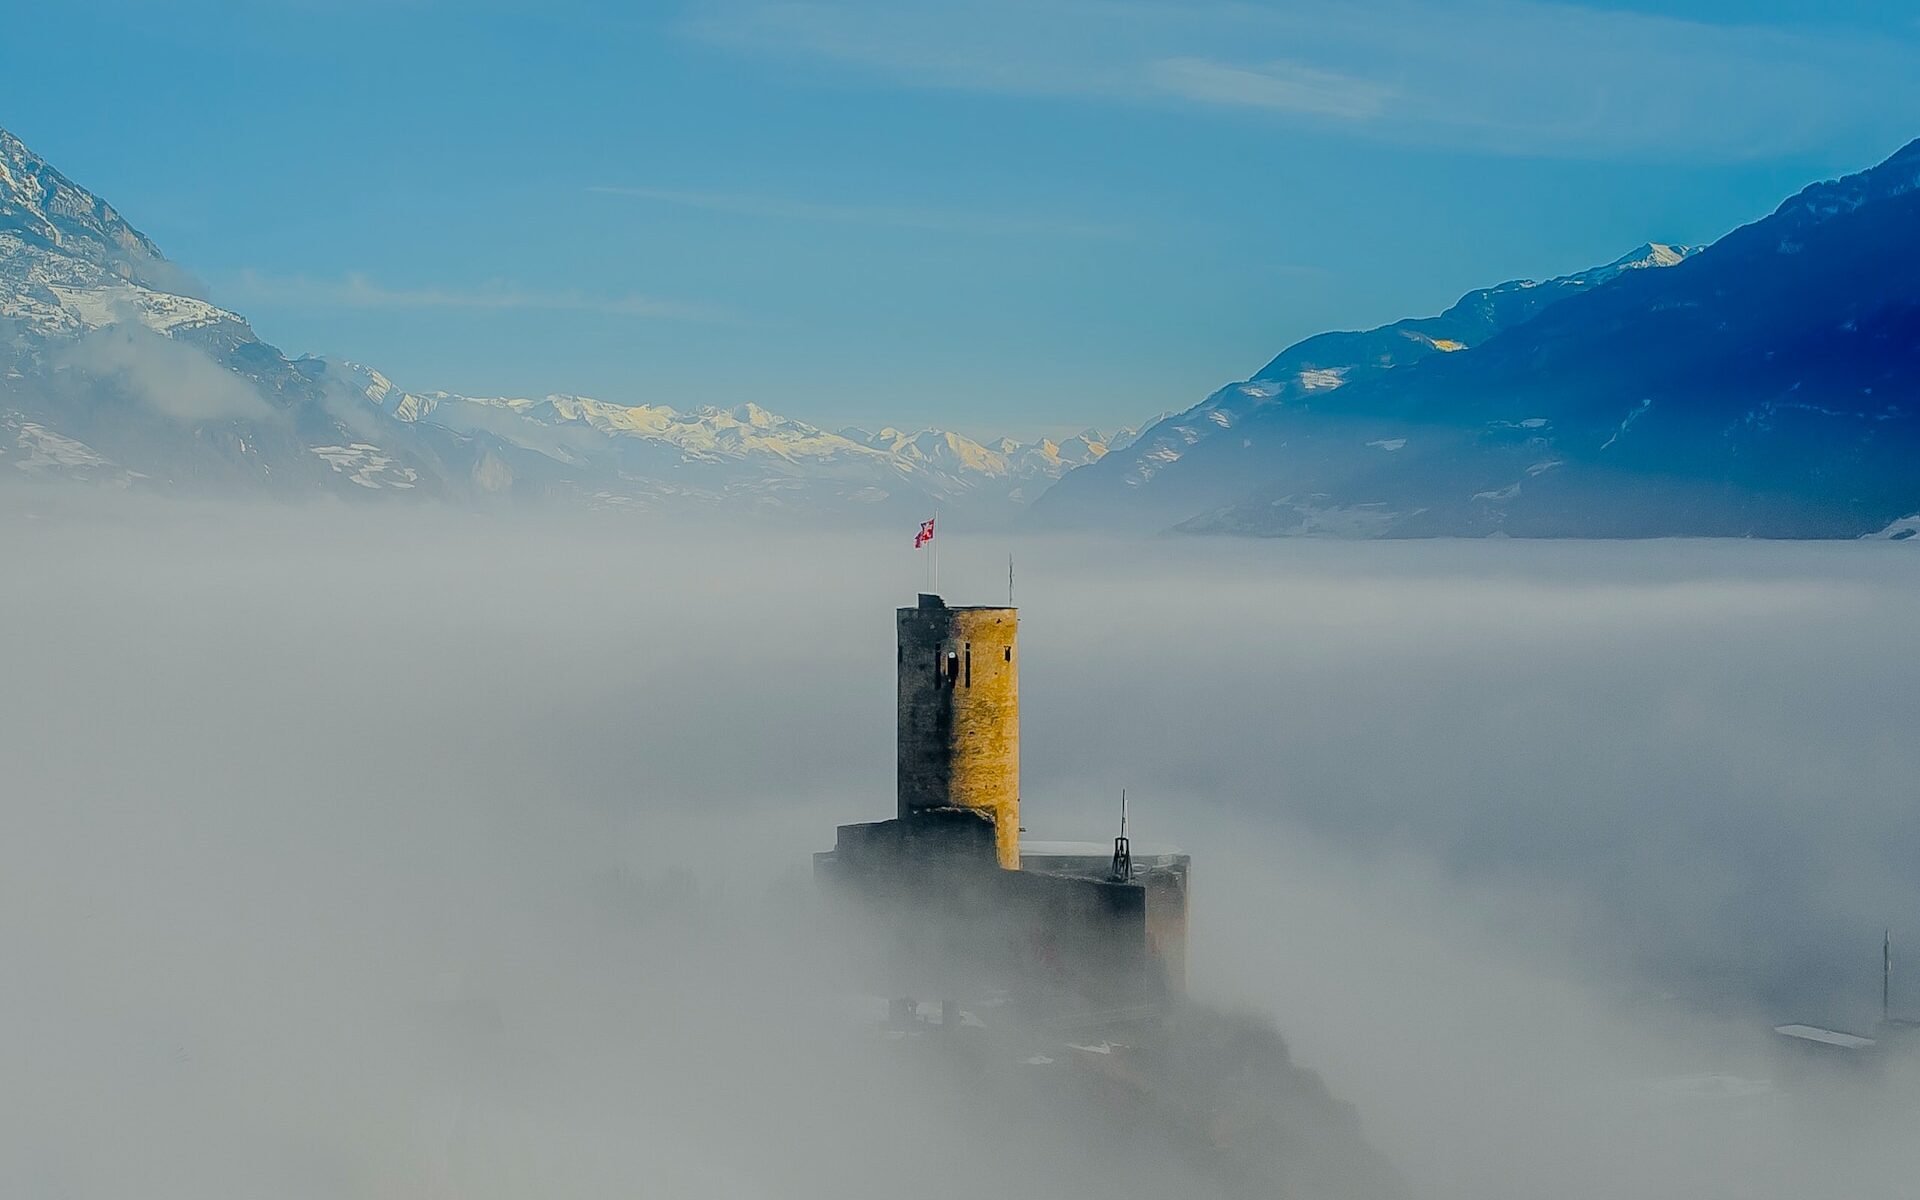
816;820;1170;1015
1019;843;1190;997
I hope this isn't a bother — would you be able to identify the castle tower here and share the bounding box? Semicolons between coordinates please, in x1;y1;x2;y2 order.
896;594;1020;869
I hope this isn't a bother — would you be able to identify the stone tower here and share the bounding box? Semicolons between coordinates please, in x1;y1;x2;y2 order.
896;593;1020;869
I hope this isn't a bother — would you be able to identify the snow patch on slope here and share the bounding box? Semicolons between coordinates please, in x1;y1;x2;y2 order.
310;444;419;489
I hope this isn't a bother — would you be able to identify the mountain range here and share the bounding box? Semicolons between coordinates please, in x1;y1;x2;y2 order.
1036;141;1920;538
7;121;1920;537
0;126;1135;519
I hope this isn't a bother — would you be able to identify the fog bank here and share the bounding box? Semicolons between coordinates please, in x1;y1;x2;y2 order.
4;498;1919;1197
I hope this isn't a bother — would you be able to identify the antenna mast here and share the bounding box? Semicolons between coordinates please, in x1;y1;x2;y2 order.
1109;789;1132;882
1886;928;1893;1026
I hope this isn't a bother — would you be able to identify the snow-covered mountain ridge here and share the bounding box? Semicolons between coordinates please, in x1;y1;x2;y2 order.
1034;138;1920;538
1036;241;1699;530
0;124;1133;518
310;359;1136;511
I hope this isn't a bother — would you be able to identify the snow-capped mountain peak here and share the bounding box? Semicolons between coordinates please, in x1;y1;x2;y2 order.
302;357;1131;513
1565;242;1696;287
1;128;167;287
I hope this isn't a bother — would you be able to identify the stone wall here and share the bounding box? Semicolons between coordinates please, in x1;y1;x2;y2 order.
896;594;1020;868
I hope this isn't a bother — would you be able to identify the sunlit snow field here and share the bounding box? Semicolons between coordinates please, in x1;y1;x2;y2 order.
5;497;1920;1199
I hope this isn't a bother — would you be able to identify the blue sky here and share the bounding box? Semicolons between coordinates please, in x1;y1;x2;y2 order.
5;0;1918;440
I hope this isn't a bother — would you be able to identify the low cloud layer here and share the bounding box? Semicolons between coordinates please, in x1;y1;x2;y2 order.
3;500;1918;1197
54;323;273;422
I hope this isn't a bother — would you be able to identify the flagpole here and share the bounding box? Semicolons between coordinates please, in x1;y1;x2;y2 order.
914;516;937;595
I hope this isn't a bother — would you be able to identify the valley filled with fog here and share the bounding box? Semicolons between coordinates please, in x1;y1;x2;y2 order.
5;497;1920;1198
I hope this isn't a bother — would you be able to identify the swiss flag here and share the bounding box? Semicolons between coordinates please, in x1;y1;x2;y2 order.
914;517;935;548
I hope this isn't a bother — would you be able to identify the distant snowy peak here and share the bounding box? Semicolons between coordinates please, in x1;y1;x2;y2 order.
0;128;168;287
309;358;1132;506
1420;243;1694;316
729;401;780;429
851;427;1011;475
1632;243;1690;268
1013;428;1141;473
844;423;1140;479
323;360;440;422
1466;243;1690;300
1572;242;1693;282
1243;240;1696;388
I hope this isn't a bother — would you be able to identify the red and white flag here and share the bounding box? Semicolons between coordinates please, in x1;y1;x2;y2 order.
914;517;935;548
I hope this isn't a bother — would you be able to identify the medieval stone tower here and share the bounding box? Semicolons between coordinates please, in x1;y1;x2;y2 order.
896;594;1020;869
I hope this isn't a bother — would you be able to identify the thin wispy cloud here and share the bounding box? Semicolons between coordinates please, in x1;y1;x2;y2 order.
683;0;1920;161
589;185;1128;240
220;270;722;321
1147;57;1393;120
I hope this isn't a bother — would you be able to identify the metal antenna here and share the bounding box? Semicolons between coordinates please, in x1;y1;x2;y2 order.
1110;789;1132;882
1886;928;1893;1026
